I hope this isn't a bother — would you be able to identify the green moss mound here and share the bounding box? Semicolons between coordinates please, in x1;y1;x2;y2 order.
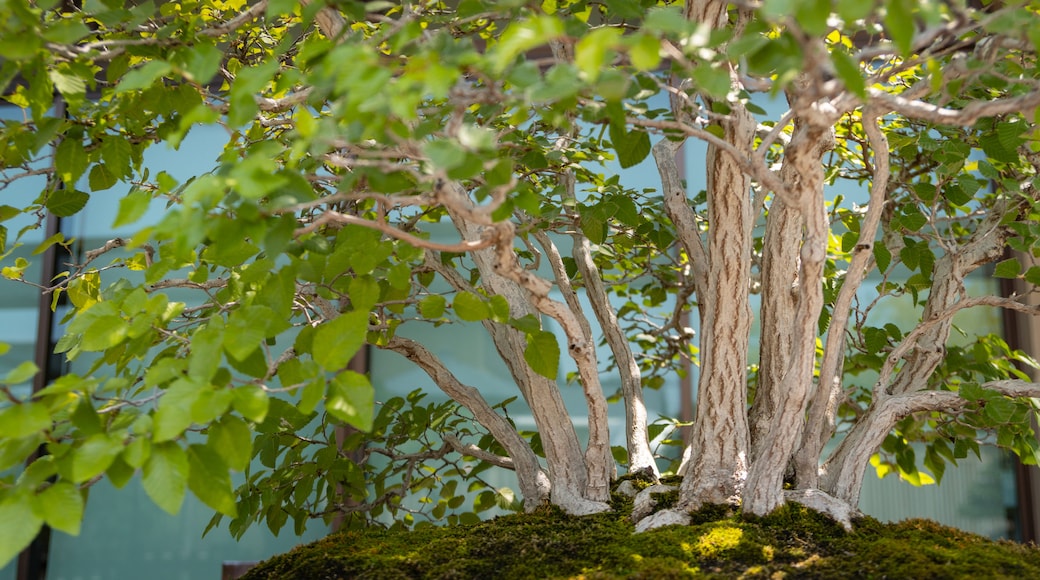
242;502;1040;579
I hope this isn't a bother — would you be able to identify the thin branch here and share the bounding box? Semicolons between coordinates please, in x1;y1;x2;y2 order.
293;211;497;253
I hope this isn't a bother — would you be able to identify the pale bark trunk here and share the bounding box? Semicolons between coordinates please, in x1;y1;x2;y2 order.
743;117;832;515
678;102;756;509
445;204;609;513
571;234;660;477
795;112;890;488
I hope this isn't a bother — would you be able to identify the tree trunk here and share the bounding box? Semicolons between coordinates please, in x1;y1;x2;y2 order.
678;101;756;509
743;117;832;515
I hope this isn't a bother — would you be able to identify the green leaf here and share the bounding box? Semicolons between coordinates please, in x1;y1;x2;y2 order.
79;314;128;351
884;0;914;57
123;437;151;469
0;497;43;569
34;482;84;535
49;68;87;97
153;379;205;442
116;61;173;93
232;384;269;423
424;139;467;170
0;402;51;439
313;310;368;371
419;295;447;319
88;164;118;191
187;444;237;517
836;0;874;21
627;33;662;71
609;124;651;169
46;189;90;218
690;64;732;101
207;416;253;472
831;51;865;99
524;330;560;380
984;397;1017;424
298;379;325;415
327;371;375;431
3;360;38;384
70;433;123;483
101;136;133;178
575;27;621;82
492;15;564;73
188;320;224;381
349;275;381;312
55;136;89;185
112;189;152;228
142;442;189;516
994;258;1021;279
224;305;273;361
453;291;491;322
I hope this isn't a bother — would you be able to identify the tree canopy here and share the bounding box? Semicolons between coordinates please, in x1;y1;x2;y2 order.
2;0;1040;568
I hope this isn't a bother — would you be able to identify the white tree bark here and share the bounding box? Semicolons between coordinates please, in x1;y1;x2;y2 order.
794;111;890;489
743;113;833;515
678;101;756;509
570;233;659;477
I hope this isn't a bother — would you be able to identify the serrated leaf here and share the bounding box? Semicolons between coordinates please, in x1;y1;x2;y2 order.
831;50;865;99
153;379;205;442
80;314;128;351
994;257;1021;279
524;330;560;379
609;124;651;169
0;497;43;569
187;444;237;517
55;137;88;185
884;0;914;57
49;69;86;97
232;385;269;423
224;305;273;362
112;189;151;228
327;371;374;431
88;163;118;192
46;189;90;218
101;136;133;178
313;310;368;371
575;27;621;82
0;402;50;438
420;295;447;319
35;482;84;535
142;442;188;515
115;61;172;93
691;64;732;100
453;291;490;322
3;360;38;384
70;433;123;483
984;397;1017;424
1024;266;1040;286
207;416;252;472
627;33;661;71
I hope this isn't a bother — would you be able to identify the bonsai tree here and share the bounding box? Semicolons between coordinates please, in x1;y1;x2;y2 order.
1;0;1040;566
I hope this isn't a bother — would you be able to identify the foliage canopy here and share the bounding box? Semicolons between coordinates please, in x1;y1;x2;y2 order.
1;0;1040;568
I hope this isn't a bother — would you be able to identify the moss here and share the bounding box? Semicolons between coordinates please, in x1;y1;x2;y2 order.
242;502;1040;580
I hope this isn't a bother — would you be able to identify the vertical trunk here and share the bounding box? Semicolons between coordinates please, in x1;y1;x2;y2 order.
794;113;889;489
743;119;832;515
747;193;800;460
678;103;756;509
